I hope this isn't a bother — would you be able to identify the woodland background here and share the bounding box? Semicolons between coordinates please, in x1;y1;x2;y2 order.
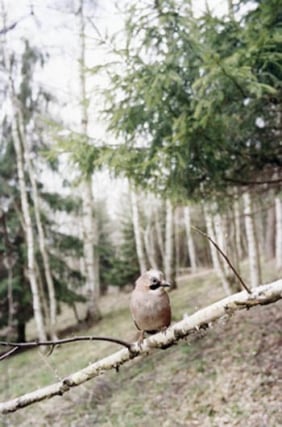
0;0;281;425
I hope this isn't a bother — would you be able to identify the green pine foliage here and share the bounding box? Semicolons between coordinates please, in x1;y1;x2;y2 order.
102;212;139;288
94;0;281;201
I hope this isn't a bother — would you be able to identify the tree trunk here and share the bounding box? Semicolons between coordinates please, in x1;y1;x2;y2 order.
275;197;282;270
22;130;58;339
144;224;159;270
3;47;47;340
17;322;26;343
78;0;101;323
265;203;275;260
154;204;165;261
1;214;14;331
243;192;261;288
204;204;231;295
234;197;243;260
11;116;47;341
214;208;231;278
164;199;177;289
131;189;147;273
1;3;47;341
82;179;101;322
175;208;181;276
184;206;197;273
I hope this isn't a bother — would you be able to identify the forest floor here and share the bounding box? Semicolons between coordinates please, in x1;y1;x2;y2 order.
0;261;281;427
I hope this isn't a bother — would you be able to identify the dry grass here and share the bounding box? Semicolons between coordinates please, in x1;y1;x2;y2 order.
0;261;281;427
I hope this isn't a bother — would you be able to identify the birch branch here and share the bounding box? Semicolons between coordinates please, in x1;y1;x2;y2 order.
1;279;281;414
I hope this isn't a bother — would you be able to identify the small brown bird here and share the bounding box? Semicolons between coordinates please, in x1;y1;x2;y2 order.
130;269;171;343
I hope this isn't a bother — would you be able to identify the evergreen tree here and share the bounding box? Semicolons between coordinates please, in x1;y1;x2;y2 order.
96;0;281;201
103;210;140;288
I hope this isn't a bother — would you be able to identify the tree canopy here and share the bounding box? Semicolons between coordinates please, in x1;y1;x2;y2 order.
98;0;281;201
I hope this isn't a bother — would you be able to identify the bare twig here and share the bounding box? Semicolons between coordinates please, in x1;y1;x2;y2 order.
0;336;133;360
0;346;19;361
0;279;281;414
192;226;251;294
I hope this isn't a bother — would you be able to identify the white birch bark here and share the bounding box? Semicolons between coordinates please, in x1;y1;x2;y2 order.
204;204;231;295
9;104;47;341
214;208;230;277
81;179;101;321
164;199;176;288
234;197;243;260
154;204;165;260
78;0;100;321
144;225;158;270
184;206;197;273
175;207;181;275
142;194;159;269
243;192;261;288
265;202;275;259
25;149;58;339
1;12;46;340
1;213;14;331
275;196;282;270
1;279;281;414
130;189;147;273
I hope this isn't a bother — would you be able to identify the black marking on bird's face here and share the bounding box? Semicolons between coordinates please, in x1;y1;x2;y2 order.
149;276;161;290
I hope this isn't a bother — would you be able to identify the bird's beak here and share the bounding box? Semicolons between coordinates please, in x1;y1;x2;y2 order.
161;281;170;288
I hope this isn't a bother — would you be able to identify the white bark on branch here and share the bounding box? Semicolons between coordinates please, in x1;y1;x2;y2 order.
0;279;281;414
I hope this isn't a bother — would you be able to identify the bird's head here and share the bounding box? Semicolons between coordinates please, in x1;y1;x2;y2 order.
135;269;170;293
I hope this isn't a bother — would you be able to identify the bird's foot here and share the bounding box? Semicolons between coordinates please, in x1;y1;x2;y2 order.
137;330;145;347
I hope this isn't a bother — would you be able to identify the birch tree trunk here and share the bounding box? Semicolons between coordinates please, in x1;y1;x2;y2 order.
184;206;197;273
142;195;159;269
1;214;14;333
229;198;242;289
13;74;57;338
175;208;181;276
1;16;47;341
144;225;159;270
214;208;231;278
234;197;243;260
9;103;47;341
265;203;275;260
243;192;261;288
164;199;176;289
275;196;282;270
78;0;101;322
81;179;101;321
154;204;165;261
25;148;58;339
204;204;231;295
131;189;147;273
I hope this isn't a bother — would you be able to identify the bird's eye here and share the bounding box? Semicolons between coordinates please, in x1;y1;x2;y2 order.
150;277;160;290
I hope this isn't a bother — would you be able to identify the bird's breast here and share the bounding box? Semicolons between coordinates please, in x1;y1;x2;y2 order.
130;290;171;332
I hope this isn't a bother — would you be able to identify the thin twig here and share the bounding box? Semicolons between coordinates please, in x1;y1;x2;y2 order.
192;226;251;294
0;336;133;360
0;279;281;414
0;346;19;361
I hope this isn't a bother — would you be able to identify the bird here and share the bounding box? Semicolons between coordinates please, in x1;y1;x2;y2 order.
130;269;171;343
